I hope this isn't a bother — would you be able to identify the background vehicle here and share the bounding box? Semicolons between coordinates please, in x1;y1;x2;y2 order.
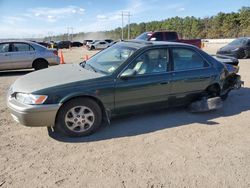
57;41;71;49
86;40;110;50
71;41;83;47
33;41;50;48
212;54;239;66
0;40;59;71
7;41;242;137
135;31;202;48
104;39;114;43
216;37;250;59
83;40;93;45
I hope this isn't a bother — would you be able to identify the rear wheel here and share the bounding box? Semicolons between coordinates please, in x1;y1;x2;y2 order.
206;85;220;98
55;98;102;137
33;59;48;70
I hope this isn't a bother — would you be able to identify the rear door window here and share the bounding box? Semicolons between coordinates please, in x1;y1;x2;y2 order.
0;43;10;53
172;48;209;71
12;43;34;52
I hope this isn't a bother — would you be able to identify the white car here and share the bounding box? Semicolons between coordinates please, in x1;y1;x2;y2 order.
0;40;60;71
87;41;110;50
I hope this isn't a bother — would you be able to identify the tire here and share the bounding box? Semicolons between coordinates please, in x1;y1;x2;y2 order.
33;59;48;70
55;98;102;137
90;46;95;50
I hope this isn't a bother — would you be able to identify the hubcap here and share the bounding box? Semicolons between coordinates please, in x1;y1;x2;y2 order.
65;106;95;133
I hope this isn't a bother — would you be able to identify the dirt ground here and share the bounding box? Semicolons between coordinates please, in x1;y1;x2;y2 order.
0;44;250;188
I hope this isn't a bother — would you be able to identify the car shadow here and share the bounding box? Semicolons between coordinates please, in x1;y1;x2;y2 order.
48;87;250;143
0;70;33;77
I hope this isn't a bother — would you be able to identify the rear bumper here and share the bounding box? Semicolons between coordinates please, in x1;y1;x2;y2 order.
48;56;60;66
7;98;60;127
221;74;244;95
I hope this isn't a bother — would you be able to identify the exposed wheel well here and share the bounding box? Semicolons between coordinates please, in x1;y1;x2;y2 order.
205;83;221;96
56;96;108;125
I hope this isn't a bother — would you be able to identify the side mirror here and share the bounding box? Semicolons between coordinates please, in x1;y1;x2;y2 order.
120;69;136;79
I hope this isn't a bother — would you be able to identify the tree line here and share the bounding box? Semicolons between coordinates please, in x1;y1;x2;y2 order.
45;7;250;41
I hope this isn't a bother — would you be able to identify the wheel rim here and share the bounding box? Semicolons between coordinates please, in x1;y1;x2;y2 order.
64;106;95;133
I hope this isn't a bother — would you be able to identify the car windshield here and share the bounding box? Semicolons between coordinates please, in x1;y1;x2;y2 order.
229;38;247;45
85;42;137;75
135;32;152;40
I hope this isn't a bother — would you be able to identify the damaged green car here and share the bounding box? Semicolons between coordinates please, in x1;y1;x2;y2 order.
7;41;243;137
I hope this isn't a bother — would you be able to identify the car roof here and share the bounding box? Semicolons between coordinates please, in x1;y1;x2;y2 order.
0;40;40;45
123;40;196;48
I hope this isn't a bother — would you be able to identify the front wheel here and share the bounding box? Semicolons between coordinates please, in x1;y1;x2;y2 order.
55;98;102;137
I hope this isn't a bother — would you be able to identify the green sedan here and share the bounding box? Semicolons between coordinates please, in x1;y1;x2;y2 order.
7;41;242;137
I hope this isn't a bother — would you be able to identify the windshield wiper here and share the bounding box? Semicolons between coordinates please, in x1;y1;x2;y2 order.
80;61;86;67
86;64;97;72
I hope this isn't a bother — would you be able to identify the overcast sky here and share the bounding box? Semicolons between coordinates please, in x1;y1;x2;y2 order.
0;0;249;38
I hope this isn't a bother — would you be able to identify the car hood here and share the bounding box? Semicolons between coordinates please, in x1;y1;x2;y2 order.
12;64;104;93
219;44;241;51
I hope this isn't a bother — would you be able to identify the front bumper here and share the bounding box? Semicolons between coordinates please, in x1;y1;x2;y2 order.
7;98;60;127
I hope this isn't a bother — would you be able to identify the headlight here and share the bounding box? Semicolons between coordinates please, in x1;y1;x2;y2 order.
15;93;48;105
232;48;239;51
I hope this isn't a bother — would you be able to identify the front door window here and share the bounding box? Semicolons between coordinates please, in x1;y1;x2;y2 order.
126;48;169;75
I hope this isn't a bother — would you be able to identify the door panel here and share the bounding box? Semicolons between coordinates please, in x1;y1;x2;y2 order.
169;47;216;105
115;73;172;112
0;43;12;70
10;43;36;69
114;48;171;113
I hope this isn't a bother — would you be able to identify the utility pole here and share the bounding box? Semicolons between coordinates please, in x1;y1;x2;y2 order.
120;11;131;40
127;12;131;39
121;12;124;40
67;27;74;41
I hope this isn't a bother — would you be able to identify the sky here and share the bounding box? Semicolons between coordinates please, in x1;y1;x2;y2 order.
0;0;249;39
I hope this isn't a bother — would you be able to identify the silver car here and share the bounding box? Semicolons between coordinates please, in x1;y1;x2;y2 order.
87;40;110;50
0;40;60;71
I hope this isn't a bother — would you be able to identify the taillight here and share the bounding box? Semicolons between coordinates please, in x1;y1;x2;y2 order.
53;50;58;56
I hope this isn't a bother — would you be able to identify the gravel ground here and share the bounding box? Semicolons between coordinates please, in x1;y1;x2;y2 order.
0;45;250;188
